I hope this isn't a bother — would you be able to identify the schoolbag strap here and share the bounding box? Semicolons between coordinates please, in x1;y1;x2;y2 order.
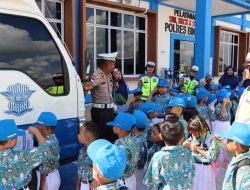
232;158;250;190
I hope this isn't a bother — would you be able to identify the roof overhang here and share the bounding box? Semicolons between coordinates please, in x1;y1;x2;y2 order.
160;0;250;17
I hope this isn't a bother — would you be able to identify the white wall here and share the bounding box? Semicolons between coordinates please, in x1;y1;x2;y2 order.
215;20;241;30
157;5;195;76
157;5;172;73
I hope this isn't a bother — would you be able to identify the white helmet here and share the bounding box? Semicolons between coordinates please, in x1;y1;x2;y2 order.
146;61;156;67
191;65;199;72
246;52;250;62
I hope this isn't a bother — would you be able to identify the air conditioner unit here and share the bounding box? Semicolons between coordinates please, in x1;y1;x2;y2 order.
123;0;132;4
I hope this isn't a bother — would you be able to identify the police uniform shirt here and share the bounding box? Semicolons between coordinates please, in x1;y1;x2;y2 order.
91;68;114;104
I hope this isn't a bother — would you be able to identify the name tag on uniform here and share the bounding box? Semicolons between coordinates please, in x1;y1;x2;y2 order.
144;77;149;83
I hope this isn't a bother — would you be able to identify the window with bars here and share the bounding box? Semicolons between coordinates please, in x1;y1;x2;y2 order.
35;0;64;40
86;6;147;76
219;31;239;73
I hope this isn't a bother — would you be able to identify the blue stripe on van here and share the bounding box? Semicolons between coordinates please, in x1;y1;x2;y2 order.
17;118;79;161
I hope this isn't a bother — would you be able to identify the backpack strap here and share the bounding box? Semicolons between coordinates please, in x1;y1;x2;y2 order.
232;158;250;190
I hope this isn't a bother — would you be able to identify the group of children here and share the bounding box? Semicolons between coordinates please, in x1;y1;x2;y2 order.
0;77;250;190
0;112;60;190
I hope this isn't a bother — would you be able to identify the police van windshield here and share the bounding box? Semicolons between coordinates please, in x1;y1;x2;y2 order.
0;14;69;96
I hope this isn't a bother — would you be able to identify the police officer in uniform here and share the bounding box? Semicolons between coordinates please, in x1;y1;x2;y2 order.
46;73;64;95
181;65;199;94
84;52;118;142
138;61;159;101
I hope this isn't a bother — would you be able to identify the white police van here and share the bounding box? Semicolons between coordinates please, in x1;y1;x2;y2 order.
0;0;85;161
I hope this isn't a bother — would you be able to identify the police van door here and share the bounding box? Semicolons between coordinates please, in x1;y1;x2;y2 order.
0;11;81;161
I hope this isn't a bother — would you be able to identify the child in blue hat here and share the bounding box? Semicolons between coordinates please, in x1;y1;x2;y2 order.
139;101;163;149
217;122;250;190
143;114;194;189
127;88;143;114
209;85;218;94
36;112;60;190
131;110;148;189
131;110;148;169
76;121;100;190
146;122;165;169
87;139;128;190
139;101;163;122
0;119;52;190
179;93;199;125
167;96;189;139
196;88;214;131
228;90;238;124
183;116;219;190
213;89;232;175
107;113;140;190
148;78;172;118
169;89;179;97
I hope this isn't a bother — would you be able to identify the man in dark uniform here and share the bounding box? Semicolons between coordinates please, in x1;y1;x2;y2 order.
84;52;118;142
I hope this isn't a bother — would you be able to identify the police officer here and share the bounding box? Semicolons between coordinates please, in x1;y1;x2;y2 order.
181;65;199;94
84;52;117;142
138;61;159;101
46;73;64;95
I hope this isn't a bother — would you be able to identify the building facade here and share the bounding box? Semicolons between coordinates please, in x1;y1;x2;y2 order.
37;0;250;89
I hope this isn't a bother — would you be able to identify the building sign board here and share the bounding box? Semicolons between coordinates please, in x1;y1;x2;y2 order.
165;9;195;35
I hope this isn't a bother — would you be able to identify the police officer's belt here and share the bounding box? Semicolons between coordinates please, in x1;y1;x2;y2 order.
19;185;29;190
81;179;93;184
92;103;114;109
195;161;210;165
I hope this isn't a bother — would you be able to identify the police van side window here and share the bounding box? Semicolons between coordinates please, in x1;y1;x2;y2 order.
0;14;69;96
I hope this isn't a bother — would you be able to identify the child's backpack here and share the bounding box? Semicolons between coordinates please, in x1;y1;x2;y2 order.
232;158;250;190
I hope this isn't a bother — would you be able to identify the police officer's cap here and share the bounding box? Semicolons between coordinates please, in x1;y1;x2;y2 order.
146;61;156;67
191;65;199;72
98;52;118;62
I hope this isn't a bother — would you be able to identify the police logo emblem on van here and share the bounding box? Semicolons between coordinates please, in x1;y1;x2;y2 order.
0;83;35;116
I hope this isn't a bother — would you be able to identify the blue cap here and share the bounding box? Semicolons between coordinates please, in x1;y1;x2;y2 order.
218;122;250;146
229;90;236;99
172;83;179;89
107;112;136;131
222;85;232;90
133;110;148;129
196;92;209;101
37;112;57;127
236;87;245;98
87;139;126;180
196;88;209;101
207;93;217;105
157;78;169;88
0;119;25;141
169;89;179;95
133;88;142;95
196;87;207;93
210;85;219;91
139;101;163;116
216;89;231;102
177;93;197;108
167;96;186;108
